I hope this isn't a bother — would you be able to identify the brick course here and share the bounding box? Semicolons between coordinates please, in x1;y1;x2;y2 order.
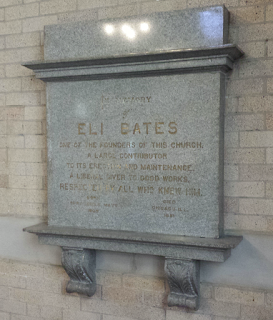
0;258;272;319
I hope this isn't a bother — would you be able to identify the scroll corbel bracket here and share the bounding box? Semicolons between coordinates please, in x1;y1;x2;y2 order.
165;259;200;310
61;247;96;297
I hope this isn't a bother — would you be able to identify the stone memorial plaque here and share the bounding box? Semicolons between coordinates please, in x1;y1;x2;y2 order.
24;6;244;307
48;71;224;238
37;7;235;239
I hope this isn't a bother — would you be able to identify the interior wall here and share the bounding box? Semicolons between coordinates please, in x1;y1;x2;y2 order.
0;0;273;319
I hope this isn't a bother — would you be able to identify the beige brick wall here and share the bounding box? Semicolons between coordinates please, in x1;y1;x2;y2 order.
0;257;272;320
0;0;273;319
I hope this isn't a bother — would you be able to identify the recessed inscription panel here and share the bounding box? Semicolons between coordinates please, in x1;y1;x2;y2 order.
47;73;223;238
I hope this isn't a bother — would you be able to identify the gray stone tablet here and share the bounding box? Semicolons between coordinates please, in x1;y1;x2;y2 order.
46;72;224;238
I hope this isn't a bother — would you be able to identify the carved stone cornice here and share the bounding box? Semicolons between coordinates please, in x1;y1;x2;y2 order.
23;45;243;82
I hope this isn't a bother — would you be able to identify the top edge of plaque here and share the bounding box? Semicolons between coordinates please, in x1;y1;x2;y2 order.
44;6;229;61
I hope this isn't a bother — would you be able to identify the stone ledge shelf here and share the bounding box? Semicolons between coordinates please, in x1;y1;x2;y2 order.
24;223;242;310
23;44;243;82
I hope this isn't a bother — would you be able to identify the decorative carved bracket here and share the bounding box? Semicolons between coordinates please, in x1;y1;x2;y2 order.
165;259;200;310
61;247;96;296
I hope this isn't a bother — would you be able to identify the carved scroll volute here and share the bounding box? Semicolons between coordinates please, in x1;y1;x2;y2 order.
164;259;200;310
61;247;96;297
